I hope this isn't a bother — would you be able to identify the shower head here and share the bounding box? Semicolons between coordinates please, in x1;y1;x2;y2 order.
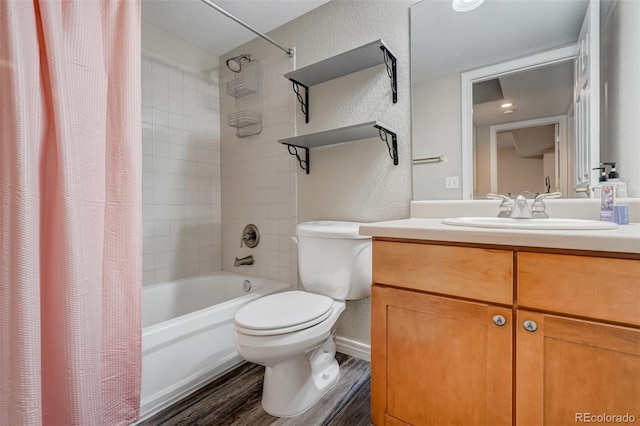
226;54;251;73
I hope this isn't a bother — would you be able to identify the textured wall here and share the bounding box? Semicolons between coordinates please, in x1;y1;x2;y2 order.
274;0;413;345
221;0;415;346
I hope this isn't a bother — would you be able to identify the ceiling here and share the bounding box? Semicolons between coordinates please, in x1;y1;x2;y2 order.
411;0;590;83
141;0;331;58
472;59;575;127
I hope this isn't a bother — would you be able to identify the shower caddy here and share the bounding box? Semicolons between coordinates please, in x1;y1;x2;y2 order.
279;39;398;174
226;57;262;138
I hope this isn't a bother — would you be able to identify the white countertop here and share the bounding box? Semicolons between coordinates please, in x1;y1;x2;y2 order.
360;218;640;254
359;200;640;254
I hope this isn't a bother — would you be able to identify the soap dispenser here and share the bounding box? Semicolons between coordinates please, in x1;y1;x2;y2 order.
603;161;629;224
592;166;609;199
603;162;628;198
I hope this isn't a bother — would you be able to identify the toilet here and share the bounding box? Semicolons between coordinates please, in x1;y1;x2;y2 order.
233;221;372;417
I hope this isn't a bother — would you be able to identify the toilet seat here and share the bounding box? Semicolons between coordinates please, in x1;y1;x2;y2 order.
235;291;335;336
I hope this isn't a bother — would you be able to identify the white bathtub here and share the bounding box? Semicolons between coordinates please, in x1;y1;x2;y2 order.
139;272;289;420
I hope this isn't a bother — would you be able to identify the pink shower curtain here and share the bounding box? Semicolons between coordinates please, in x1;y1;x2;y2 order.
0;1;142;425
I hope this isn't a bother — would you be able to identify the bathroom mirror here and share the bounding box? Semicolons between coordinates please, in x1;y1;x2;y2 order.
410;0;635;200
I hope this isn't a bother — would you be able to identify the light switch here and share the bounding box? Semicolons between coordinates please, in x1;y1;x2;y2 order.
445;176;460;189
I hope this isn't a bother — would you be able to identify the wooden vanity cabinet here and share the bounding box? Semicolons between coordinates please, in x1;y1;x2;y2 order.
371;238;640;426
371;240;514;426
516;252;640;425
371;285;512;426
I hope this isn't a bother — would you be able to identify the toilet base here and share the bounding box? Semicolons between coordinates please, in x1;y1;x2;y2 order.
261;336;340;417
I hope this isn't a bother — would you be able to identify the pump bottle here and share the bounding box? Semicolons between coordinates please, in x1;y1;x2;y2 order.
603;161;629;224
592;166;609;199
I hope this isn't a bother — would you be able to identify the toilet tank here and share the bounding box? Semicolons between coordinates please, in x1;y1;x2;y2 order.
295;221;372;300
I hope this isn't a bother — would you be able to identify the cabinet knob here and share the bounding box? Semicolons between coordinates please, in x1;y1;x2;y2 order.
492;314;506;326
522;320;538;332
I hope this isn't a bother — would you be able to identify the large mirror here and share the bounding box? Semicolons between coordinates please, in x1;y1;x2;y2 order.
411;0;638;200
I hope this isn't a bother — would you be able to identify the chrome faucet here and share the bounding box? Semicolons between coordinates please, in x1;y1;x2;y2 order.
239;224;259;248
510;194;533;219
486;194;514;218
531;191;562;218
234;255;254;267
487;191;562;219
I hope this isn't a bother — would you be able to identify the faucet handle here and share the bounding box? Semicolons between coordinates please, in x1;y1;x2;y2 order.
239;224;260;248
531;191;562;218
487;193;515;218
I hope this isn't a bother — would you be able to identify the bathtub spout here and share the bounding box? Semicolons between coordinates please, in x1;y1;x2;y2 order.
234;255;254;267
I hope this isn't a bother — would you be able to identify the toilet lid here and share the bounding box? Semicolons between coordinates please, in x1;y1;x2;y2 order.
234;291;334;336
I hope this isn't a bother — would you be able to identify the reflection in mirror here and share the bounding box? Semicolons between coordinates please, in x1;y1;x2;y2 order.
472;59;573;198
411;0;639;200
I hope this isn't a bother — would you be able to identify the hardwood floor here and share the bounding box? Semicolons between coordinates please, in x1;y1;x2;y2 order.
140;353;372;426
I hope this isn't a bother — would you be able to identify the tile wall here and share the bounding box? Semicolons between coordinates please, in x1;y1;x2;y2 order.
220;53;298;287
142;52;221;286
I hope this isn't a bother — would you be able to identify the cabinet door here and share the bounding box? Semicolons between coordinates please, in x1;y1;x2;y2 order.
517;311;640;425
372;285;512;426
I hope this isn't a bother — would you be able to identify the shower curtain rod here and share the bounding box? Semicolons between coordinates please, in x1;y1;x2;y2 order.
200;0;294;57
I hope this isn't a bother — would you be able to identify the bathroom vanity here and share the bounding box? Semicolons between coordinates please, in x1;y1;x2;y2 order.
361;200;640;426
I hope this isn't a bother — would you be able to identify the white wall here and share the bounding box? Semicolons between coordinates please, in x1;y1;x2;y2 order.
475;125;491;197
497;148;544;196
601;0;640;197
142;21;219;78
221;0;415;347
141;24;222;286
412;74;463;199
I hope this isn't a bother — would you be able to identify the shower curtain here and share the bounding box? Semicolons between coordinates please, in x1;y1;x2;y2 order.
0;1;142;425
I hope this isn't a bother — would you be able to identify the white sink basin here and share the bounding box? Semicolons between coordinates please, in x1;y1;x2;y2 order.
441;217;619;230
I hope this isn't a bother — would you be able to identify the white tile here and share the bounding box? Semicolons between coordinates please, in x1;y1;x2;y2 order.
152;140;169;158
153;124;169;142
142;57;152;74
143;253;155;271
155;267;170;284
169;82;184;100
169;128;185;145
153;92;168;111
142;138;153;156
153;172;170;189
142;106;153;123
153;204;171;221
153;109;169;127
142;155;153;172
155;220;172;237
143;237;154;255
169;174;185;190
154;188;172;205
154;236;172;253
142;189;153;205
143;270;155;286
152;61;168;79
155;251;172;268
152;157;169;173
169;112;184;130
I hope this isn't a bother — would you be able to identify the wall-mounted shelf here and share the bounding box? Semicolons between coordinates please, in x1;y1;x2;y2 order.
279;121;398;174
284;39;397;123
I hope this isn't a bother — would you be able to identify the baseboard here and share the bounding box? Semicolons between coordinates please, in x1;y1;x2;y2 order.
335;336;371;362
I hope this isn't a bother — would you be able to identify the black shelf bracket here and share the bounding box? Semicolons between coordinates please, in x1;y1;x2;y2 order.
375;125;398;166
380;46;397;104
286;144;310;174
290;79;309;123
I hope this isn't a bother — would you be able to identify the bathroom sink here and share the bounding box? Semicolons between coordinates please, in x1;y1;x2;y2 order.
441;217;619;230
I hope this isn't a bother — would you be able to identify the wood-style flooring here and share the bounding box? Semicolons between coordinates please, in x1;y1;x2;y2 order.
140;353;371;426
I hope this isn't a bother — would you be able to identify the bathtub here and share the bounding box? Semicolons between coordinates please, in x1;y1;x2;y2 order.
139;272;289;420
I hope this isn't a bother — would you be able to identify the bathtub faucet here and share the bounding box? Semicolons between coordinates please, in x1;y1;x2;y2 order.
234;255;254;267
